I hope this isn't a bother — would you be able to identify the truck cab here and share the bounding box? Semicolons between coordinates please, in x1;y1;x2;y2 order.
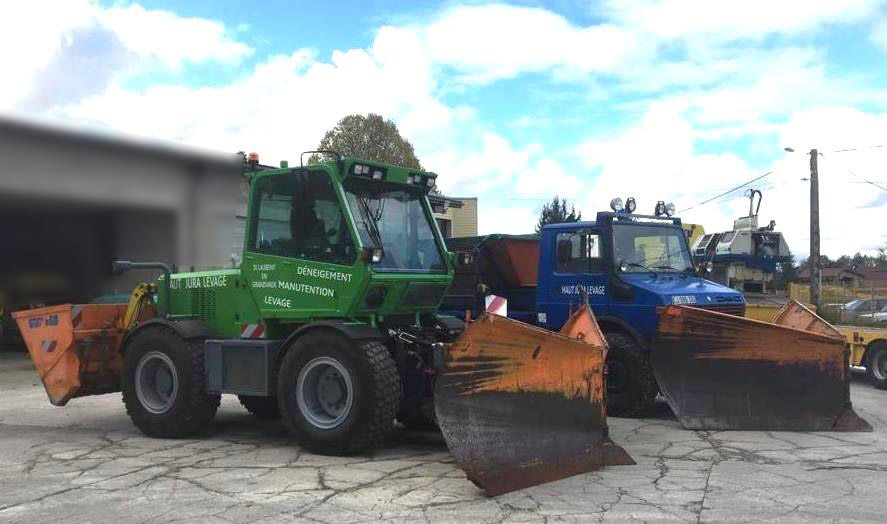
536;211;745;344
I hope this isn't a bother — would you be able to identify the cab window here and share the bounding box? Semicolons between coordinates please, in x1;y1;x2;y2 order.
250;171;355;265
556;232;603;273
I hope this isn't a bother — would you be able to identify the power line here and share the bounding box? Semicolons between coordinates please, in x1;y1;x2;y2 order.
831;144;887;153
678;171;773;213
847;170;887;192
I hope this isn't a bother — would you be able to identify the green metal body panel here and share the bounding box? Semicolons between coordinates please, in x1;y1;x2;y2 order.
156;158;455;338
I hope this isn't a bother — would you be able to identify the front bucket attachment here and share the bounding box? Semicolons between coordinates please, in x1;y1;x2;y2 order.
13;304;127;406
653;303;871;432
435;308;633;496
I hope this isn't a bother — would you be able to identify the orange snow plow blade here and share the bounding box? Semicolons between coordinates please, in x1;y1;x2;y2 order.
653;302;871;432
435;307;633;496
13;304;127;406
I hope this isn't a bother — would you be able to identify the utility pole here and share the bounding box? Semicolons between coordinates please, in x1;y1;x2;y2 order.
809;149;821;309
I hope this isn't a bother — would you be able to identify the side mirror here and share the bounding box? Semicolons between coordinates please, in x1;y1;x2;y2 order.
112;260;132;275
361;247;384;264
449;251;474;267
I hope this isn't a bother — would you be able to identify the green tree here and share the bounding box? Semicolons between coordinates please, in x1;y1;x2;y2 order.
773;252;799;290
535;196;582;233
309;113;421;169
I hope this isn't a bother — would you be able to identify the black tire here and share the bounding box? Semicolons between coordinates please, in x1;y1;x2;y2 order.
238;395;281;420
122;326;220;438
604;332;658;417
866;342;887;389
277;331;399;455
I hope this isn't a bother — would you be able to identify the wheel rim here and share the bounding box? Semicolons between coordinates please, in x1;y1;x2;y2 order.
296;356;354;430
135;351;178;415
607;359;629;394
874;351;887;380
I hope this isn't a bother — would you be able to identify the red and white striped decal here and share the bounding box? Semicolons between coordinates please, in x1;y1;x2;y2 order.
71;306;83;328
41;339;58;353
484;295;508;317
240;323;266;339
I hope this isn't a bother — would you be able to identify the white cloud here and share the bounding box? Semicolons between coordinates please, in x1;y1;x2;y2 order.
477;205;541;235
0;1;252;110
872;17;887;48
578;101;757;221
602;0;883;41
62;26;455;177
415;4;644;84
96;4;253;68
578;103;887;257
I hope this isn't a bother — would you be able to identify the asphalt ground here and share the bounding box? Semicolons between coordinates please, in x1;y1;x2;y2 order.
2;351;887;523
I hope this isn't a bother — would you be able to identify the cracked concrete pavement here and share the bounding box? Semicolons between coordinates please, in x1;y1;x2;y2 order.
3;351;887;523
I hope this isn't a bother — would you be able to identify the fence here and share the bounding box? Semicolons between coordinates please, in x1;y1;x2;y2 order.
789;283;887;327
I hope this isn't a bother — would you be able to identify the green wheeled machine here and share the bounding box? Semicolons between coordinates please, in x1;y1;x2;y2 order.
120;152;464;454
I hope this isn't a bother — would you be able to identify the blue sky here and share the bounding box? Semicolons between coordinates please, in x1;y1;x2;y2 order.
3;0;887;255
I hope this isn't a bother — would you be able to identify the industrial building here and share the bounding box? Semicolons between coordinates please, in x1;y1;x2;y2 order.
0;117;243;347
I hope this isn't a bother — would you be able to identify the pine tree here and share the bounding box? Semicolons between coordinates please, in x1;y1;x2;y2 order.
535;196;582;233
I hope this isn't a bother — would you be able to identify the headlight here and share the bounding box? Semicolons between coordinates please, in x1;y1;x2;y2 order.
665;202;676;216
610;197;624;212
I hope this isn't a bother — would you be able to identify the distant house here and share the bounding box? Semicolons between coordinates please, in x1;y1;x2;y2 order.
430;195;478;238
858;268;887;289
797;267;863;288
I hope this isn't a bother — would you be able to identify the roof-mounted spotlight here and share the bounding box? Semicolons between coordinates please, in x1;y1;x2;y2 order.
654;201;676;217
610;197;624;212
625;197;636;213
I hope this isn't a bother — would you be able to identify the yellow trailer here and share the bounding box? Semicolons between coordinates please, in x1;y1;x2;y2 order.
838;326;887;389
743;294;818;322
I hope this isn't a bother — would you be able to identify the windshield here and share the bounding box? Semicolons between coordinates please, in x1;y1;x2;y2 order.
613;223;694;273
344;179;445;272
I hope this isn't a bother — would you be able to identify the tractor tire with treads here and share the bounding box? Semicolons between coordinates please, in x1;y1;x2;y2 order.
238;395;281;419
278;331;400;455
604;332;658;417
122;326;220;438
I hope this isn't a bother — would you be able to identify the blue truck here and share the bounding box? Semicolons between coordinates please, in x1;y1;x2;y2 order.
443;204;747;416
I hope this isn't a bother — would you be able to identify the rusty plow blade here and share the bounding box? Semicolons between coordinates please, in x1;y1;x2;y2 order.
652;302;871;432
435;308;634;496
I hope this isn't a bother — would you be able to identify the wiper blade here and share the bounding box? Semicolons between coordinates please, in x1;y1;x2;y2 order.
357;195;385;251
625;261;656;275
